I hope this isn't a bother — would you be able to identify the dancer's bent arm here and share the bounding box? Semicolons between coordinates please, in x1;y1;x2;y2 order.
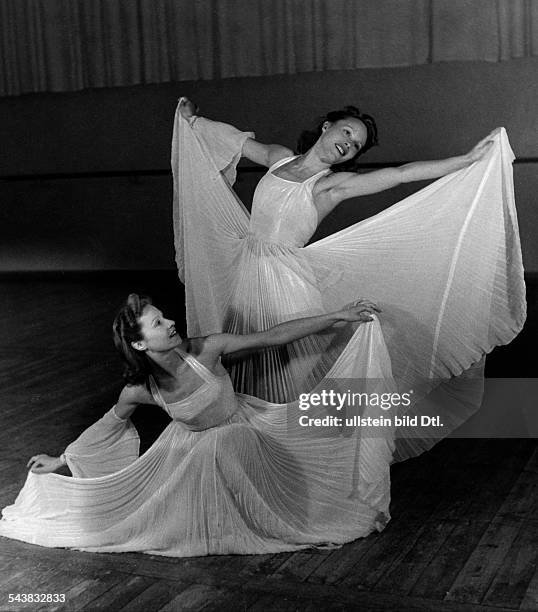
178;97;292;168
26;385;154;474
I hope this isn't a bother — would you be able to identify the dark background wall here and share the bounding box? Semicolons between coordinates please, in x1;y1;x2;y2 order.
1;57;536;271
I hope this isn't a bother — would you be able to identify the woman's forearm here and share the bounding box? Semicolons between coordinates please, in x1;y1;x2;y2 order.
263;312;343;347
399;154;471;183
216;303;376;356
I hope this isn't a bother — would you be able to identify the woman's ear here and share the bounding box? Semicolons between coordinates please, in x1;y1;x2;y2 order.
321;121;330;132
131;340;146;352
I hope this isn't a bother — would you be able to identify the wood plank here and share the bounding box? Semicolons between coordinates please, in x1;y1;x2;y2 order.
337;484;447;589
409;442;536;601
445;517;523;604
460;443;537;525
306;439;447;586
0;554;53;591
373;518;458;596
371;440;519;596
520;566;538;612
441;444;537;605
248;594;306;612
409;519;491;601
158;583;232;611
113;579;189;612
238;552;294;578
241;575;519;612
37;571;124;612
27;570;88;612
0;459;33;484
0;355;60;385
0;564;86;612
272;548;334;582
295;537;374;585
481;516;538;608
0;356;116;411
0;377;121;443
0;539;244;589
78;575;155;612
0;353;91;395
0;382;123;459
201;587;260;612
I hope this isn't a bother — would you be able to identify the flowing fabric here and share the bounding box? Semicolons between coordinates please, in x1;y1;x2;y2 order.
0;338;395;556
171;104;526;459
0;108;526;557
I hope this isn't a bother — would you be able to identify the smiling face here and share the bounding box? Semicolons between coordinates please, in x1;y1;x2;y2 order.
132;305;181;354
317;117;368;165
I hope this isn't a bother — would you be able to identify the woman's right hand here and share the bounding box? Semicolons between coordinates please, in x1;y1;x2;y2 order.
178;97;198;120
27;454;63;474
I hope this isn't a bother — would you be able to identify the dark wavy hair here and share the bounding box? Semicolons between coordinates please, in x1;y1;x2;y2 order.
296;106;379;172
112;293;153;386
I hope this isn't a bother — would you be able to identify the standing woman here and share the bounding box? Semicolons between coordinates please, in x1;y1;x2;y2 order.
172;98;525;459
0;295;396;556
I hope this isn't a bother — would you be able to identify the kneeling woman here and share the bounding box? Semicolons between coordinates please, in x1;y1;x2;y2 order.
0;294;396;557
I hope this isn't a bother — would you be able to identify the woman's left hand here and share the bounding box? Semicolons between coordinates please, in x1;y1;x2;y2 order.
27;454;63;474
466;136;495;163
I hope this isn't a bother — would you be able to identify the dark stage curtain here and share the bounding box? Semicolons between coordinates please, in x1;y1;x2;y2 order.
1;0;537;96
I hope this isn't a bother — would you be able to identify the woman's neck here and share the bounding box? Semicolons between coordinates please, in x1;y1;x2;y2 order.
147;341;189;382
292;148;330;174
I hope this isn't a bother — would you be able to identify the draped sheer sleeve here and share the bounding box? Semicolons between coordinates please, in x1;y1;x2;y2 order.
63;406;140;478
171;103;254;337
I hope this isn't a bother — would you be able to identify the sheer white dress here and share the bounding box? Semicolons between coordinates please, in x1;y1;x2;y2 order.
172;105;526;459
0;336;395;556
0;105;525;557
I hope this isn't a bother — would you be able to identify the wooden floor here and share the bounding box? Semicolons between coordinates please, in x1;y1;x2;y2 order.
0;273;536;612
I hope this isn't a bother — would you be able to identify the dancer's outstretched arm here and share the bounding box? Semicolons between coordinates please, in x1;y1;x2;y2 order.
320;136;495;205
201;299;380;359
178;97;292;168
26;384;154;474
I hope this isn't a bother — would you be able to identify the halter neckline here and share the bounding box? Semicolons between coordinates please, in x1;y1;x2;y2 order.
270;155;329;185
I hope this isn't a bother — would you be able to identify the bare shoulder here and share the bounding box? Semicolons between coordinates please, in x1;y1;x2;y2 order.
115;382;156;419
118;383;154;406
189;334;230;359
184;335;228;372
242;138;293;168
267;145;294;167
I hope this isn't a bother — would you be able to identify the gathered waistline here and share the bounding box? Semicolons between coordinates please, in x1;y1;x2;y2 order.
173;408;243;432
245;231;302;249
